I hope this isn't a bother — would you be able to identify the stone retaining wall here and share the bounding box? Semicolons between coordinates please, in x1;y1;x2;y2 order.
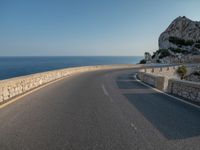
140;65;200;79
0;65;133;104
137;72;167;91
138;64;200;102
168;79;200;102
139;66;179;78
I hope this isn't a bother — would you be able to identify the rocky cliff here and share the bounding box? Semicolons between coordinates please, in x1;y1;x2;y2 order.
159;16;200;51
141;16;200;64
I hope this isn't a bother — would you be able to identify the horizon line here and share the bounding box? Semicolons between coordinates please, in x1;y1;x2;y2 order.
0;55;143;57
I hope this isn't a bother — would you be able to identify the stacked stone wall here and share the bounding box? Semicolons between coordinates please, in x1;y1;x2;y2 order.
0;65;133;104
137;72;167;91
168;79;200;102
138;64;200;102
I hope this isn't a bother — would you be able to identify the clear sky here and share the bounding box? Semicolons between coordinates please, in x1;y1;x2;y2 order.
0;0;200;56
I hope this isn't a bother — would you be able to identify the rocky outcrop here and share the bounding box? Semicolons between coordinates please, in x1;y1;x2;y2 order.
141;16;200;64
159;16;200;51
144;52;152;63
185;70;200;82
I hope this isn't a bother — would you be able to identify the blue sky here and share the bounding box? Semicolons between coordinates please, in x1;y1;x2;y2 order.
0;0;200;56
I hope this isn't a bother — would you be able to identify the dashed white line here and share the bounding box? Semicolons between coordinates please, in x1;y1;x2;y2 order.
102;84;109;96
101;84;113;102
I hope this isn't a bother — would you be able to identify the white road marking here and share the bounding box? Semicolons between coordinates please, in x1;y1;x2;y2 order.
102;84;109;96
134;74;200;110
101;84;113;102
130;123;137;130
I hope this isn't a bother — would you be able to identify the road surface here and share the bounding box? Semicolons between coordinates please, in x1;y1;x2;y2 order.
0;68;200;150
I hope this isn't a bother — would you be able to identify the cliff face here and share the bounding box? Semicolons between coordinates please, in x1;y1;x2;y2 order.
159;16;200;51
141;16;200;64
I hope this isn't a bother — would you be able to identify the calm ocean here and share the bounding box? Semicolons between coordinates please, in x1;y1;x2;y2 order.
0;56;143;80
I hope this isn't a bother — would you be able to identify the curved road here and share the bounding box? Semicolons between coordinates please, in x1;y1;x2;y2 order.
1;68;200;150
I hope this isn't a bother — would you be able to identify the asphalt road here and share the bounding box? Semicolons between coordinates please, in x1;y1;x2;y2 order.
0;68;200;150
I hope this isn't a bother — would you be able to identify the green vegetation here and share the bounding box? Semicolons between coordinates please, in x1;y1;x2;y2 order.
151;52;156;59
191;48;200;55
194;43;200;49
169;47;189;54
169;36;195;46
169;47;182;53
139;59;146;64
157;49;171;59
177;65;187;79
156;59;161;63
193;71;200;76
151;49;171;60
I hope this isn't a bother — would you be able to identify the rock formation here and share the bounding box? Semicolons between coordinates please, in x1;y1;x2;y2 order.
159;16;200;51
144;52;152;63
140;16;200;64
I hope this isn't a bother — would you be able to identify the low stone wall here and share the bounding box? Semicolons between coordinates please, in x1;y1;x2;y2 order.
0;65;133;104
168;79;200;102
140;64;200;79
137;72;167;91
138;64;200;102
139;66;179;78
138;64;200;90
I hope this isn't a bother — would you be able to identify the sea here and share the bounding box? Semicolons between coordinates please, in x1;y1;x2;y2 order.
0;56;143;80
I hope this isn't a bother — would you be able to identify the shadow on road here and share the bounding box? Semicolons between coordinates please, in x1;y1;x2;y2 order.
116;76;149;90
117;74;200;140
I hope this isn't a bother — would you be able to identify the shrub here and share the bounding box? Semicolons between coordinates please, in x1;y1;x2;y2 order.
177;65;187;79
193;71;200;76
191;48;200;54
194;44;200;49
169;47;189;54
196;40;200;43
158;49;171;59
169;47;182;53
169;36;195;46
185;40;195;46
151;52;156;59
156;59;161;63
139;59;146;64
